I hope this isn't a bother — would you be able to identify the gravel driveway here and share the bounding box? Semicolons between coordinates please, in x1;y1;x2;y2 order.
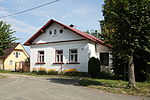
0;74;149;100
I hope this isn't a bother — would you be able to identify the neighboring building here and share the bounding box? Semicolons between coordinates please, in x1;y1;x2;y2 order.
0;43;29;71
24;19;112;72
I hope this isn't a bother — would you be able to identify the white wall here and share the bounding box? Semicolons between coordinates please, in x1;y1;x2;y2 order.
33;23;83;44
88;43;112;72
30;41;89;72
30;22;112;72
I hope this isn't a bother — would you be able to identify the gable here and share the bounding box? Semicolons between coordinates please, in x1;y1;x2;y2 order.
15;44;29;58
24;19;110;47
33;22;83;44
0;43;29;59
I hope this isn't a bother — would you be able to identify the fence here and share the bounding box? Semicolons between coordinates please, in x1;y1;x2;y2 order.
15;61;30;72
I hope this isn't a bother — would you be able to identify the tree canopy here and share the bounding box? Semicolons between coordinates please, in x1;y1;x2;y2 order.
102;0;150;87
0;21;16;55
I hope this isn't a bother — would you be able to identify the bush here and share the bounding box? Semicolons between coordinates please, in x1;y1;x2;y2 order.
88;57;100;78
63;68;77;72
32;68;38;74
47;69;58;75
63;69;79;76
63;71;79;76
37;67;47;75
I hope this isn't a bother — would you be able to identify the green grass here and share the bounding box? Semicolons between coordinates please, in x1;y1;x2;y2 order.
77;77;150;97
0;70;149;96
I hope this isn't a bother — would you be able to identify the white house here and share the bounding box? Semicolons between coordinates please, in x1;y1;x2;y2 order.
24;19;112;72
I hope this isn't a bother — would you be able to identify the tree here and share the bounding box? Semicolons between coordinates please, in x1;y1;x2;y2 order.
0;21;16;55
102;0;150;88
86;30;104;40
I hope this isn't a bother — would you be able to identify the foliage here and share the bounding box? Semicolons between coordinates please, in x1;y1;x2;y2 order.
37;67;47;75
63;68;77;72
0;21;17;55
88;57;100;77
47;69;58;75
25;57;30;64
63;71;79;76
63;69;78;76
102;0;150;86
86;30;104;40
32;68;38;74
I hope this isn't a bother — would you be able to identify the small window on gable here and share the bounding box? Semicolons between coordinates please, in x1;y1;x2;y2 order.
54;29;57;34
15;52;19;58
60;29;63;33
49;31;52;35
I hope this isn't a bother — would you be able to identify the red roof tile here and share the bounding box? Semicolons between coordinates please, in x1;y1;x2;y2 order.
24;19;110;47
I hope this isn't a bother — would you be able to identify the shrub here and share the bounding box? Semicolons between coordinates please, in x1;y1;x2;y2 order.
88;57;100;78
63;71;79;76
32;68;38;74
63;68;78;76
63;68;77;72
47;69;58;75
37;67;47;75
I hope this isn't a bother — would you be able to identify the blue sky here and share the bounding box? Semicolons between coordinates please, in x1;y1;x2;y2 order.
0;0;104;53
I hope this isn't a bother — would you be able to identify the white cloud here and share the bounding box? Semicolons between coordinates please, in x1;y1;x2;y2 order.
31;10;53;19
62;6;91;19
0;6;39;34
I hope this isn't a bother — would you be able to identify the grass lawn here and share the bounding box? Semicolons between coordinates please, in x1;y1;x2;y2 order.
0;70;149;97
77;77;150;97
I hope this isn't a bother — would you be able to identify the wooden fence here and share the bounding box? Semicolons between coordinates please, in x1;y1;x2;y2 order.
15;61;30;72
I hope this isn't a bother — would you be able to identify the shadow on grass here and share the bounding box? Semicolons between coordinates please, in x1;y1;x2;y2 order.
46;76;130;91
46;77;115;88
46;78;79;86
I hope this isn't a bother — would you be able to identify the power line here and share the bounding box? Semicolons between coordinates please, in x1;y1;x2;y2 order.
0;0;60;19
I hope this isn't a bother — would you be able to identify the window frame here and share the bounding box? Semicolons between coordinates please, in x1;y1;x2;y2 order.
69;49;78;63
37;51;45;63
55;50;63;63
100;52;109;66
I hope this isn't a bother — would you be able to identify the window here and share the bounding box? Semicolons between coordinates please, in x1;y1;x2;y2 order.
9;60;13;65
69;49;78;63
60;29;63;33
49;31;52;35
37;51;44;63
56;50;63;63
54;29;57;34
15;52;19;58
100;53;109;66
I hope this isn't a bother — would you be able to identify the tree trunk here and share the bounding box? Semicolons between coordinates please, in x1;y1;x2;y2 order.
127;56;136;88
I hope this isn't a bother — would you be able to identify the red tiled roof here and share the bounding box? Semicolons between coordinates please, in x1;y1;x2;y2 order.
24;19;110;47
0;43;20;59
